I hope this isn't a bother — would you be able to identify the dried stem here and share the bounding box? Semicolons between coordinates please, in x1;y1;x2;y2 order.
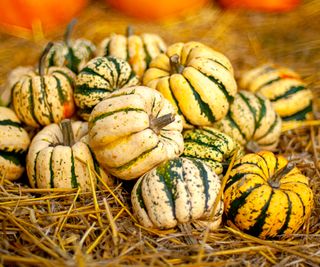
149;113;175;134
39;42;54;76
60;119;75;146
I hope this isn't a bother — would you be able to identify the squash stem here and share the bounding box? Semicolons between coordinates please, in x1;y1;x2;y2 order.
268;162;295;188
39;42;54;76
64;18;77;46
126;25;134;37
170;55;184;74
60;119;75;146
150;113;175;134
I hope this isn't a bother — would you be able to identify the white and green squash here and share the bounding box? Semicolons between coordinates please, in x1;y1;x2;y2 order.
96;26;167;78
213;90;282;151
88;86;184;180
131;157;223;229
74;56;140;120
143;41;237;128
46;19;96;74
27;119;111;190
240;64;314;122
182;127;239;175
12;42;76;128
0;106;30;180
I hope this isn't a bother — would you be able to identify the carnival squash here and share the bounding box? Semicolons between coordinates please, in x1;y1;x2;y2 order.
224;150;314;239
46;19;96;74
143;41;237;128
26;119;111;190
0;107;30;181
97;26;167;78
75;56;139;120
213;90;282;150
0;66;34;107
183;127;238;175
131;157;223;229
88;86;184;180
240;64;313;122
12;43;76;128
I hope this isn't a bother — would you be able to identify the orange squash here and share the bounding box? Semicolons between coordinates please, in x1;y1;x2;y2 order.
105;0;210;20
217;0;300;12
0;0;88;34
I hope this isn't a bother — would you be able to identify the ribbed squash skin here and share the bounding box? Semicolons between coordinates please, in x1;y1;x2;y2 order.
224;151;314;239
213;90;282;150
131;157;223;229
12;67;76;128
0;107;30;180
240;64;313;121
26;121;111;190
46;39;96;74
183;127;238;175
88;86;184;180
97;32;166;78
143;41;237;128
74;56;139;119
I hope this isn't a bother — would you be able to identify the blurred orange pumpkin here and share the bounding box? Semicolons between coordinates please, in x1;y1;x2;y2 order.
105;0;210;20
217;0;301;12
0;0;88;34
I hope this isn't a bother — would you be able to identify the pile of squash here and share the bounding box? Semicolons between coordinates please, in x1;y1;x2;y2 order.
0;21;315;240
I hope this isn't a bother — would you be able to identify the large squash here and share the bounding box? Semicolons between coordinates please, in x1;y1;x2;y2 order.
12;43;76;128
183;127;238;175
131;157;223;229
224;151;314;239
0;107;30;181
74;56;140;120
26;119;111;190
213;90;282;150
46;19;96;74
240;64;313;122
143;41;237;128
96;26;166;78
88;86;184;180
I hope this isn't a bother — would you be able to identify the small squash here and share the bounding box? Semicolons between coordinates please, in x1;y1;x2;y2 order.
88;86;184;180
131;157;223;229
46;19;96;74
96;26;167;78
213;90;282;150
74;56;140;120
224;150;314;239
0;66;33;107
143;41;237;128
12;43;76;128
182;127;238;175
240;64;313;122
26;119;111;190
0;107;30;180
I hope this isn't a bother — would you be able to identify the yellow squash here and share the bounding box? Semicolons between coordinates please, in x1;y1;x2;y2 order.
143;41;237;128
224;151;314;239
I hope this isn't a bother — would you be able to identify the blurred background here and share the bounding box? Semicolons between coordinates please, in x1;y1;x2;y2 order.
0;0;319;98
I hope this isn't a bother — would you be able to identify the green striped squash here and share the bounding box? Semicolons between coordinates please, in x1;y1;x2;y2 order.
224;151;314;239
74;56;140;120
0;66;33;107
45;20;96;74
183;127;239;175
88;86;184;180
46;39;96;74
143;41;237;128
131;157;223;229
0;107;30;181
240;64;313;122
213;90;282;150
96;26;167;78
12;43;76;128
26;120;112;190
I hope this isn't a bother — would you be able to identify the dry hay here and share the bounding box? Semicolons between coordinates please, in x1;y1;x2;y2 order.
0;0;320;266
